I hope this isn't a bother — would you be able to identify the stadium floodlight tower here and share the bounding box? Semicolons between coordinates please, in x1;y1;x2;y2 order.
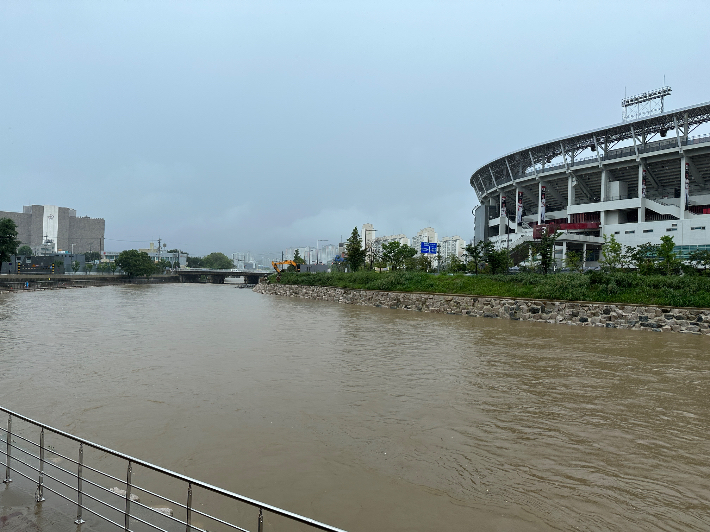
622;86;672;121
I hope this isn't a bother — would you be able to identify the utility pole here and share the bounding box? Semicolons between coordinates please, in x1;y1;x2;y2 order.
158;238;161;260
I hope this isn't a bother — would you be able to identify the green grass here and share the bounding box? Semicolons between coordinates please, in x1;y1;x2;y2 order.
272;271;710;308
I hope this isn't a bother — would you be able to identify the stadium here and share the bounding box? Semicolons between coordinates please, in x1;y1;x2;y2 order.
471;88;710;267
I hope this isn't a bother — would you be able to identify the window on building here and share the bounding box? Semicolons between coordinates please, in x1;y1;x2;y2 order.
625;230;635;234
643;229;653;233
666;228;677;232
614;231;620;234
691;226;706;231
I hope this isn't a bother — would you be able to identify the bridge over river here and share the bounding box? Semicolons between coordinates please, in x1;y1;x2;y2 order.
177;268;269;284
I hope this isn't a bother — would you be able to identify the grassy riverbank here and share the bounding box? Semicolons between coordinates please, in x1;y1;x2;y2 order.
273;271;710;308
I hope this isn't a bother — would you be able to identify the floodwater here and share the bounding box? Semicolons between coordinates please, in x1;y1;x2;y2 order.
0;284;709;531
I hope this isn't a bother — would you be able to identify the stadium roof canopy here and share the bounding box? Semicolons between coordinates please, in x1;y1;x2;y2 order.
470;100;710;198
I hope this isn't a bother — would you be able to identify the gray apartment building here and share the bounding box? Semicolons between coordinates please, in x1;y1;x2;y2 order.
0;204;105;255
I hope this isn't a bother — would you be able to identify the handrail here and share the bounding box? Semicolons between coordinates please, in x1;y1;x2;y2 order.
1;406;347;532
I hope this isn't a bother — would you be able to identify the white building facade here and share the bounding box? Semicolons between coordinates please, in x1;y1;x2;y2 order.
439;236;466;260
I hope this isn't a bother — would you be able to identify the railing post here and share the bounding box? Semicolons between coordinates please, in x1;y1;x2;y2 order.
185;482;192;532
125;461;132;532
258;508;264;532
36;427;45;501
75;443;85;524
3;415;11;483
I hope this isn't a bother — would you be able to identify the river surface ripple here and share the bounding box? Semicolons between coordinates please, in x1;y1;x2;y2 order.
0;284;708;531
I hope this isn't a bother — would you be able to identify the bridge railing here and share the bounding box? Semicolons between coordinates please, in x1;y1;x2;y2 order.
1;406;346;532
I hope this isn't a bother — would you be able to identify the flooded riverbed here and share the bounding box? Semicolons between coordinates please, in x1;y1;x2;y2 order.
1;284;708;530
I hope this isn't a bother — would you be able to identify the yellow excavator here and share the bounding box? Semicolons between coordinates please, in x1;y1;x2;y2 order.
271;260;301;274
271;260;301;282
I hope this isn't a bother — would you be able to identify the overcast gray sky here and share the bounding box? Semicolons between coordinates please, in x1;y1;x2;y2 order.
2;1;709;256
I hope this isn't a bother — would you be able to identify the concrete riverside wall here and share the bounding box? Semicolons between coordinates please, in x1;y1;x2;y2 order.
0;274;179;292
254;283;710;335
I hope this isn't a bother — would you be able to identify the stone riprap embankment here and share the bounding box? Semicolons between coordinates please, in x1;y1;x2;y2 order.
254;283;710;335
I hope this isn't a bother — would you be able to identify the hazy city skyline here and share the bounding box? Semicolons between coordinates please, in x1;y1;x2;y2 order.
3;1;710;255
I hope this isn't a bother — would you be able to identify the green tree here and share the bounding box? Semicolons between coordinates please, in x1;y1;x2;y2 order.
564;250;583;272
186;256;203;268
479;241;510;274
481;241;494;266
657;235;681;275
285;249;305;272
373;257;388;270
86;262;94;274
406;253;433;272
365;242;381;270
600;233;623;272
116;250;157;277
345;227;366;271
531;229;559;274
689;249;710;274
487;248;511;274
17;245;32;256
464;242;483;274
292;249;306;264
72;261;81;274
510;240;533;268
202;252;234;270
109;261;118;275
84;251;101;262
156;258;173;273
628;242;658;275
446;255;467;273
381;241;416;271
0;218;21;263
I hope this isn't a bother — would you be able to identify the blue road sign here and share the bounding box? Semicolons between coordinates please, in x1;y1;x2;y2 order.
429;243;437;254
420;242;430;254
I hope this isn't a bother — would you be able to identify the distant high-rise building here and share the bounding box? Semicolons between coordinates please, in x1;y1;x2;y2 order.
361;223;377;262
440;236;466;260
319;244;338;264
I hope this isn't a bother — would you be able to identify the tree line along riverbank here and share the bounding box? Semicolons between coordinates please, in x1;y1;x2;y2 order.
270;271;710;309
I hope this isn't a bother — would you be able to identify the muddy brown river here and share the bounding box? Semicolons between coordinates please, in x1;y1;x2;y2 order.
0;284;708;531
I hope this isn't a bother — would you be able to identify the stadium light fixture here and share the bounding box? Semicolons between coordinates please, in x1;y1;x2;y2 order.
622;86;672;121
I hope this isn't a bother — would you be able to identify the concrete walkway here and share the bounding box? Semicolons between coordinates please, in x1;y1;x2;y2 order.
0;477;103;532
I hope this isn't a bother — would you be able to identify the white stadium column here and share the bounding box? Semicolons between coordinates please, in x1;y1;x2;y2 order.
680;156;687;220
582;243;587;270
515;187;521;233
538;182;544;225
638;164;646;223
567;174;575;223
499;193;506;238
600;168;608;227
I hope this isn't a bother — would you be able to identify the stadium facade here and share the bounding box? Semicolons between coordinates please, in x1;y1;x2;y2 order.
471;99;710;266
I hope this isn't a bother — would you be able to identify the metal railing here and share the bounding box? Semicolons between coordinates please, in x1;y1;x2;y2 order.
1;406;346;532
